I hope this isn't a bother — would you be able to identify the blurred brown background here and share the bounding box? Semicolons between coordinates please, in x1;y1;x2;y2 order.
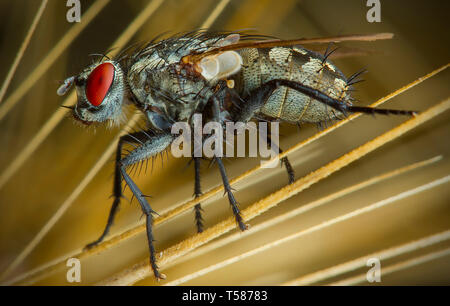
0;0;449;285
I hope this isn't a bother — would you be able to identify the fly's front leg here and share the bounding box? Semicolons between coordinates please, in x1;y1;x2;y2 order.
193;157;204;233
119;132;173;280
85;132;151;249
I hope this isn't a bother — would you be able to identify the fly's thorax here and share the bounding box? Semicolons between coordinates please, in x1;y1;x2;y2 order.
124;32;245;125
235;46;352;124
127;57;215;123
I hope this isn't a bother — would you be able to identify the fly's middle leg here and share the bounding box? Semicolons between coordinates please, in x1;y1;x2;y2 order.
212;97;248;231
215;156;247;231
193;157;204;233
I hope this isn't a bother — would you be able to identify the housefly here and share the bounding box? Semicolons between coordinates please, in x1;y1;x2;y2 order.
58;30;416;280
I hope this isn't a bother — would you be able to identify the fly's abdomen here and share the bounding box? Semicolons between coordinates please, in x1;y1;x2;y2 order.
237;46;352;124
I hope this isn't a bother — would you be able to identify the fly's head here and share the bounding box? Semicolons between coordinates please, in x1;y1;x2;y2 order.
58;60;126;126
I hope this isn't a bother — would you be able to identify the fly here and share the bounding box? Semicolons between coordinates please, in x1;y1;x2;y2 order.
58;30;417;280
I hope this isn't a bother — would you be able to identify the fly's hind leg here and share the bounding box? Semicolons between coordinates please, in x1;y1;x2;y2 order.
266;133;295;184
85;131;153;249
235;79;416;123
259;79;417;116
232;87;295;184
281;152;295;184
232;78;415;185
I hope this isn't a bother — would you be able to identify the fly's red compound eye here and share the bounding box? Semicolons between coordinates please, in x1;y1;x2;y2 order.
85;62;115;106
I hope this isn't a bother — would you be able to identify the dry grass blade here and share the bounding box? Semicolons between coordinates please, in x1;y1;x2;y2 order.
322;47;379;59
0;0;164;191
329;247;450;286
15;154;441;286
0;96;72;190
283;230;450;285
201;0;231;29
0;0;167;280
0;0;111;122
97;97;450;285
163;176;450;286
164;155;442;270
0;113;142;283
8;63;447;286
0;0;232;284
0;0;48;104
